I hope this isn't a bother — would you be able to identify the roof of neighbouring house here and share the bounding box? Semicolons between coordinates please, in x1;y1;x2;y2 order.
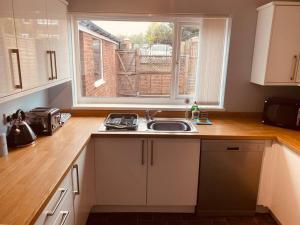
79;20;120;44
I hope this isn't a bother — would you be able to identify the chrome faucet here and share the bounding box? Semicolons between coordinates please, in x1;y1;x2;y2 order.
145;109;162;122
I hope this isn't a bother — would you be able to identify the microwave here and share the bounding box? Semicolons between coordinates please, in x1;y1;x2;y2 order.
262;98;300;130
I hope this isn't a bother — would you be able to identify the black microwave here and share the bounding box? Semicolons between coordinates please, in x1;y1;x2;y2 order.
262;98;300;130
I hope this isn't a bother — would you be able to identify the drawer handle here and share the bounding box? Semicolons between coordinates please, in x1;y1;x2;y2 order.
46;188;68;216
58;211;69;225
227;147;240;151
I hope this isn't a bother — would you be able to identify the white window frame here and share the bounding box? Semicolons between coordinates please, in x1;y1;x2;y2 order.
71;14;231;110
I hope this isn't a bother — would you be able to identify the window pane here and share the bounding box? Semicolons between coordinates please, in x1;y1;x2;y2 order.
177;24;200;96
78;20;174;98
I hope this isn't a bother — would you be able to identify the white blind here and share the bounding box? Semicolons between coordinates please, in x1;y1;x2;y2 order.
197;18;228;105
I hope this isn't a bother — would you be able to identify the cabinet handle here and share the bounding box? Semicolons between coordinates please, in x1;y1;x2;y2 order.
227;147;240;151
47;51;54;80
141;140;145;165
46;188;68;216
58;211;69;225
10;49;22;89
53;51;58;79
73;164;80;195
150;140;154;166
291;55;299;81
296;54;300;80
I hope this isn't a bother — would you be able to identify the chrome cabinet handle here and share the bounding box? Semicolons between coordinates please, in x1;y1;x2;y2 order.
47;50;54;80
53;51;58;79
141;140;145;165
58;211;69;225
46;188;68;216
73;164;80;195
150;140;154;166
291;55;299;81
10;49;22;89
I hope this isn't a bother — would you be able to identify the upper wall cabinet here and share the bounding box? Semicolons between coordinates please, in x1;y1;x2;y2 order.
46;0;70;80
0;0;20;97
251;2;300;86
0;0;70;103
13;0;50;89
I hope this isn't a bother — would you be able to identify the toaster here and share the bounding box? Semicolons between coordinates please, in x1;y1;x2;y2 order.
26;107;62;135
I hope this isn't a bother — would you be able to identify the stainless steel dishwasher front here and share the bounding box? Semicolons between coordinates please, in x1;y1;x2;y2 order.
197;140;265;216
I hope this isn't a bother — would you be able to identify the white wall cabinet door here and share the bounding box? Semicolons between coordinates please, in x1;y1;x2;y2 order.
12;0;50;89
94;138;147;205
0;0;21;97
251;3;300;85
268;144;300;225
146;138;200;206
46;0;70;81
72;141;95;225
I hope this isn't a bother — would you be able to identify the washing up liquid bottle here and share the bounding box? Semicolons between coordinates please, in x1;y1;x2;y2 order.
191;101;200;120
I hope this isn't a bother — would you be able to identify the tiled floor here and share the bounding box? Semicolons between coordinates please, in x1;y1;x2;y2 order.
86;213;278;225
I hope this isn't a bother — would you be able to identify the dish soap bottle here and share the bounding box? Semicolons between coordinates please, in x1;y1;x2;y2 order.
191;101;200;121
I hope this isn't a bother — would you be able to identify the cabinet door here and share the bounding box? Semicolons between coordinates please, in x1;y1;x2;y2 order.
46;0;70;81
95;138;147;205
266;6;300;83
147;138;200;206
12;0;50;89
269;144;300;225
0;0;21;97
72;141;95;225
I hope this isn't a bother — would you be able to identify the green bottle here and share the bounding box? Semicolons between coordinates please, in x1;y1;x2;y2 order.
191;101;200;120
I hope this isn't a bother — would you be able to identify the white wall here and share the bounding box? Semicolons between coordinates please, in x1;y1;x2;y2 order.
0;90;49;133
48;0;300;112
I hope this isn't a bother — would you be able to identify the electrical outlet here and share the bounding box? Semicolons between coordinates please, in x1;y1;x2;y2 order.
2;113;13;125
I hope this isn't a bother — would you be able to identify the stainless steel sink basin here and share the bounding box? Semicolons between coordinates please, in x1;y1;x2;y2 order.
147;120;197;132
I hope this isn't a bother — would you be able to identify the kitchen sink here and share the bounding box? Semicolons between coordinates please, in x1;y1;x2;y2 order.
147;120;198;132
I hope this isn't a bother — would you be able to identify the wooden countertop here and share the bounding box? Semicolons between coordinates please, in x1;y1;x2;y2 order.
1;116;300;225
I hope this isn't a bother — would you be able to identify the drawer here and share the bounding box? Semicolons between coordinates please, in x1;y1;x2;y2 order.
201;140;266;152
52;210;74;225
34;170;73;225
51;190;74;225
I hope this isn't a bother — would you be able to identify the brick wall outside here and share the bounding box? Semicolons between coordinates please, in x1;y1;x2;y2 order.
80;31;118;97
80;29;196;98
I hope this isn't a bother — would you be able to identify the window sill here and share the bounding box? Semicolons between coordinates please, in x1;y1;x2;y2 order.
72;103;225;111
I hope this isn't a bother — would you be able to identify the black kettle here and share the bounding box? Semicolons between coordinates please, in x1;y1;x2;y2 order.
6;110;37;147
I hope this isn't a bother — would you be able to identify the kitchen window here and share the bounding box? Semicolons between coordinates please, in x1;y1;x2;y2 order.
72;16;231;109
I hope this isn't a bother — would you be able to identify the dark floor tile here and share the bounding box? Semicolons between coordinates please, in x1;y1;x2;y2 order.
212;218;229;225
226;216;257;225
254;213;278;225
86;213;277;225
106;213;138;225
182;218;213;225
86;213;108;225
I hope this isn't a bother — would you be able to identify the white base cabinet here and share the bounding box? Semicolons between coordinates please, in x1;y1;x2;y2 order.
34;170;74;225
258;142;300;225
95;138;147;205
147;138;200;206
72;141;95;225
94;138;200;209
34;141;95;225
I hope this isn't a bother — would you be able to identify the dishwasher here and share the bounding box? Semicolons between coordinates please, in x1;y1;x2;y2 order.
197;140;265;216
